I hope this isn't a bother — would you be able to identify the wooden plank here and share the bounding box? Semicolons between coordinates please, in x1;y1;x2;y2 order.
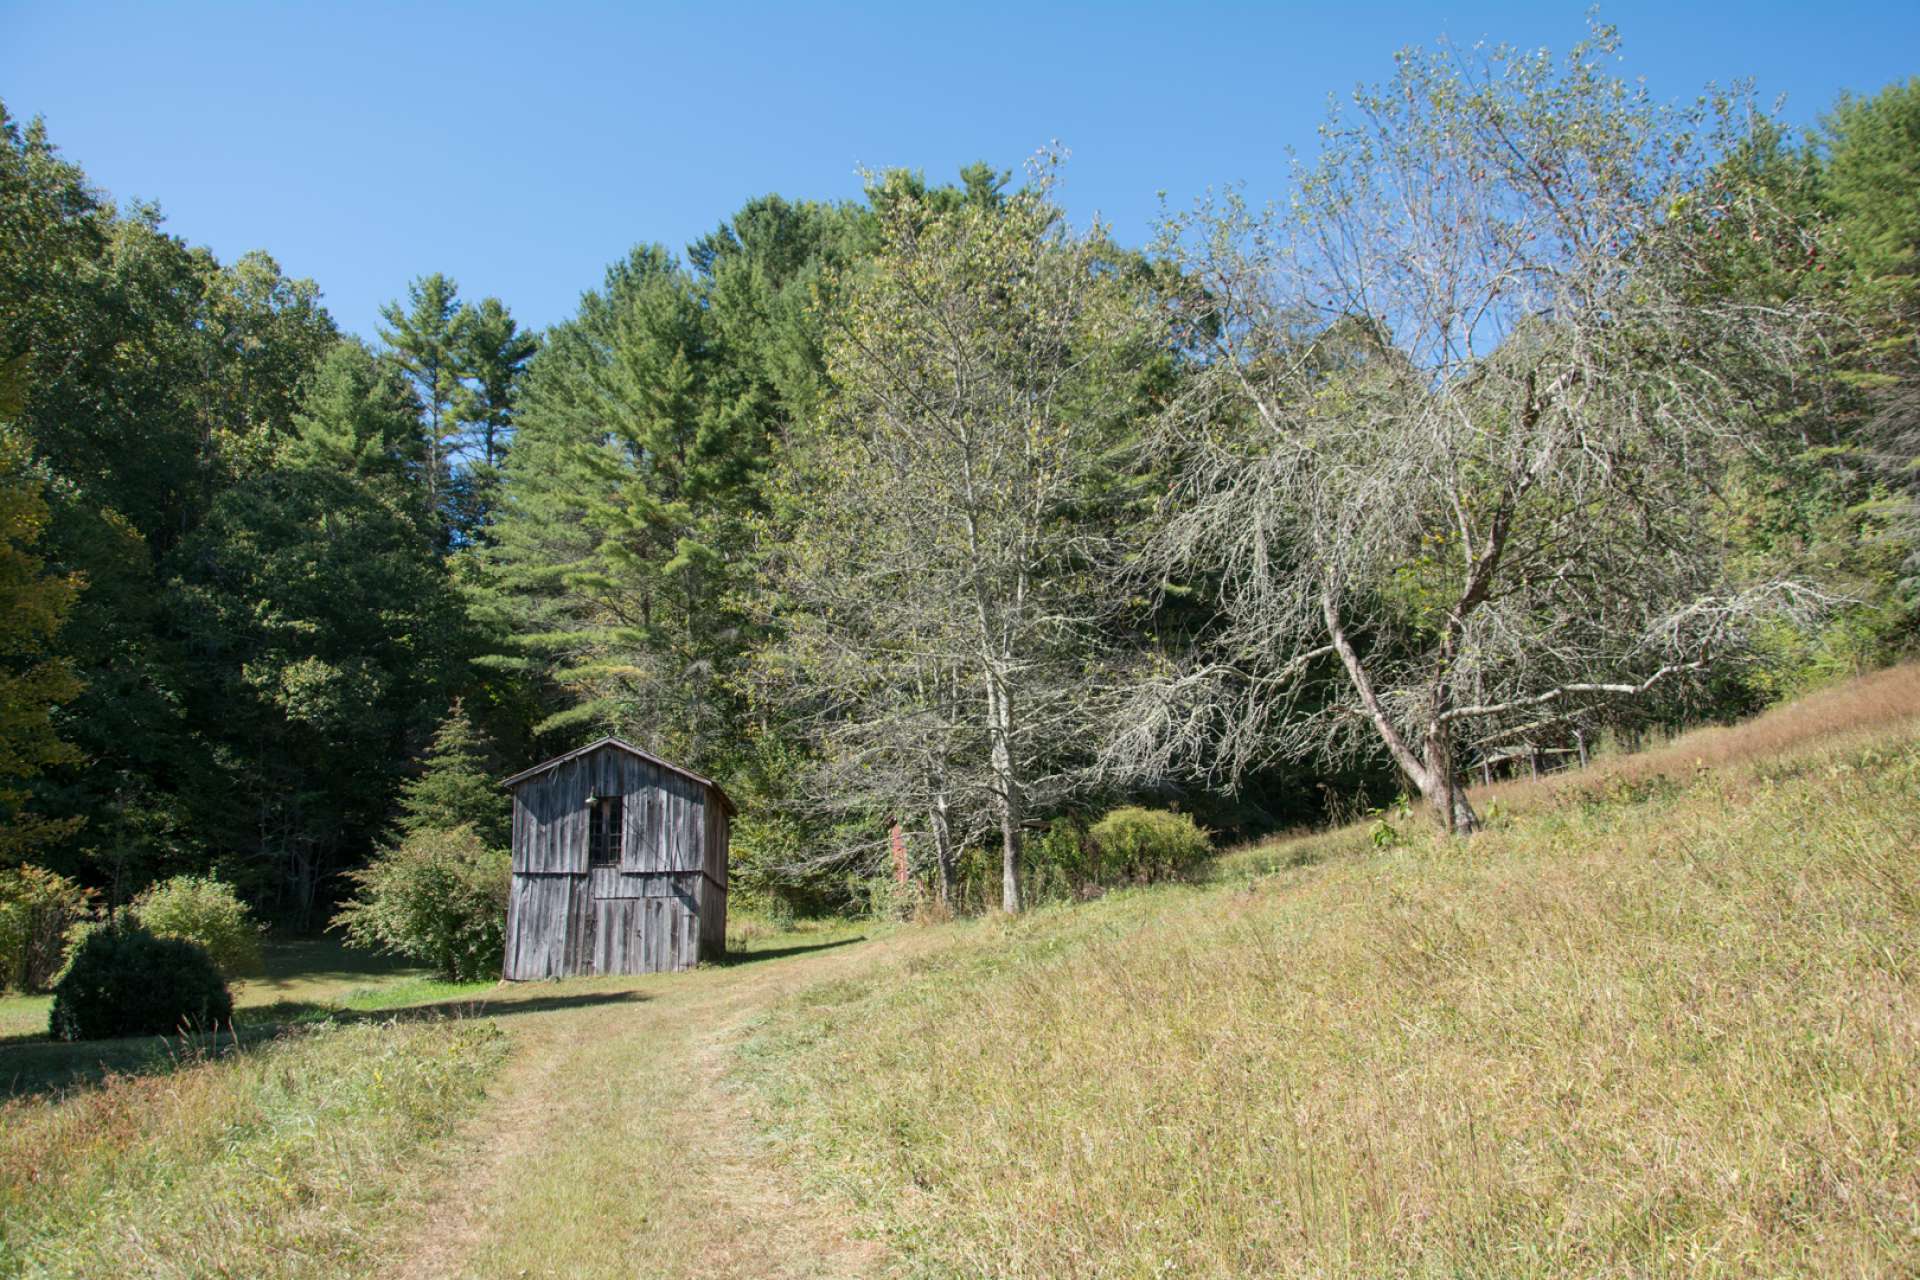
619;787;646;872
503;877;525;978
688;788;705;875
657;785;673;872
679;783;695;871
649;779;666;871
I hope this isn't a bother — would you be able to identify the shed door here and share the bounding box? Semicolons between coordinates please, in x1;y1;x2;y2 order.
509;875;590;980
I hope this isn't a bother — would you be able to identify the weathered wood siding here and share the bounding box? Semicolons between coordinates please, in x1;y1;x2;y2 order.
589;894;699;973
505;873;593;980
512;754;693;875
503;741;729;979
699;803;729;956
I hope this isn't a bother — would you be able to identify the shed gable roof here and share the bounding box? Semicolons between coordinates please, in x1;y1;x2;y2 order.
500;736;735;814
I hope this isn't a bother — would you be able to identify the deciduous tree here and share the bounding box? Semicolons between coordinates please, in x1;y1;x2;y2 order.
1118;25;1831;834
773;157;1158;910
0;420;83;862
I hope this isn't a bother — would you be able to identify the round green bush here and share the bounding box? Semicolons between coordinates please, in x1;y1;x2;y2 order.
48;924;233;1042
332;825;509;981
1086;806;1213;884
131;873;263;977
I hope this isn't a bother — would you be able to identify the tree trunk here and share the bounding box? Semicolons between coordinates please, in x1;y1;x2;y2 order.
997;796;1023;913
985;670;1024;913
928;792;957;907
1421;726;1480;836
1322;584;1482;837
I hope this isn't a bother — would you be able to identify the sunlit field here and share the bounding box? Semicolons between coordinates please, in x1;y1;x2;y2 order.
738;669;1920;1278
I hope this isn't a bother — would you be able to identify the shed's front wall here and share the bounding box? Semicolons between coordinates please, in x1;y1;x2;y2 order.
503;744;725;979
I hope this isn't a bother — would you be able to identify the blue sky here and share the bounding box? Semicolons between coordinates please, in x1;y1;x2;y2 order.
4;2;1915;340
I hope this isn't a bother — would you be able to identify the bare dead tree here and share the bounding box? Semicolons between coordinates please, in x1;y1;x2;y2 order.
1111;25;1833;833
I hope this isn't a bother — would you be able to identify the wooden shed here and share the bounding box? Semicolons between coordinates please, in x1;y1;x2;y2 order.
500;737;732;980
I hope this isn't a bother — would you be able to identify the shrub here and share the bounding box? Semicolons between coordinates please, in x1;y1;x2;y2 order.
1085;807;1213;883
0;865;95;992
1027;817;1092;901
130;874;263;977
332;825;509;981
48;923;233;1041
52;916;105;984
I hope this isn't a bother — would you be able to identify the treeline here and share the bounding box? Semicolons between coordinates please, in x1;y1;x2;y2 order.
0;104;532;922
2;29;1915;924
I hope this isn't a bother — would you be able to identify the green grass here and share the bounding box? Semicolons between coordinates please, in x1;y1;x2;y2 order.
0;1016;506;1278
737;672;1920;1278
0;996;47;1044
0;933;480;1099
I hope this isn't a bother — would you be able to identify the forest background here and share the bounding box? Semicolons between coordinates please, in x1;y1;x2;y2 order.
1;13;1916;931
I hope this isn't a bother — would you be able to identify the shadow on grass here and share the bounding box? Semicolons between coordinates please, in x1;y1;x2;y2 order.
0;987;650;1100
716;935;866;966
0;1026;272;1100
261;987;651;1026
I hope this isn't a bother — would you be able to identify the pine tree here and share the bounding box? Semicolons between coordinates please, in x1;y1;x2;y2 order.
449;297;538;541
1825;79;1920;602
378;273;466;537
480;246;760;763
457;298;538;472
281;339;423;486
395;700;510;850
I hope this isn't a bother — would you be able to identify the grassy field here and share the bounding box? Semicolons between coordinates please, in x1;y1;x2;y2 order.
2;668;1916;1277
0;920;880;1279
739;667;1920;1278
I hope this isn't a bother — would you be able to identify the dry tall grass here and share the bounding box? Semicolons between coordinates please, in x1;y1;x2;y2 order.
0;1018;504;1277
1474;661;1920;811
742;680;1920;1277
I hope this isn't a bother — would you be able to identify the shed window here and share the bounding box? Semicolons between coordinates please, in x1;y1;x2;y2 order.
589;795;624;866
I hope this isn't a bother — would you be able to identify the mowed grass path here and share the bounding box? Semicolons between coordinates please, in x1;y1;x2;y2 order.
386;926;903;1280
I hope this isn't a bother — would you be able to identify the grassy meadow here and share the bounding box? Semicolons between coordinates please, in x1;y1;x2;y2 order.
1;668;1916;1277
737;668;1920;1278
0;935;484;1098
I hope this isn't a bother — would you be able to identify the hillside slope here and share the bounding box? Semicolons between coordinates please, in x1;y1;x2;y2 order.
739;667;1920;1278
